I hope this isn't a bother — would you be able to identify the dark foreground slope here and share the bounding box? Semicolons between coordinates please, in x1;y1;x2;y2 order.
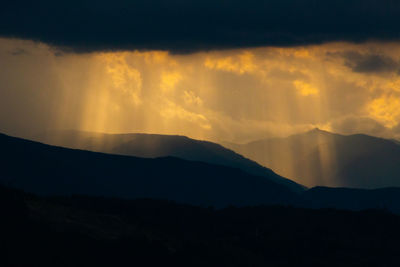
226;128;400;189
33;130;303;192
2;185;400;267
0;133;297;207
303;186;400;214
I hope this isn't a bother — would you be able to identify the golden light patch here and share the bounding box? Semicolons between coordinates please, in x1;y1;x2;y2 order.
142;51;168;64
294;49;312;59
204;51;256;74
293;80;319;96
160;71;182;92
100;53;142;105
160;101;211;130
275;46;317;59
367;95;400;128
136;50;178;66
385;79;400;92
183;90;203;106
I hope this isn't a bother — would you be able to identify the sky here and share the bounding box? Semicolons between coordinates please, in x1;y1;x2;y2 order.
1;0;400;143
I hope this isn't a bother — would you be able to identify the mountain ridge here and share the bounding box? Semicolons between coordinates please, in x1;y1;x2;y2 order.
225;129;400;188
0;132;300;207
4;132;400;213
32;130;305;192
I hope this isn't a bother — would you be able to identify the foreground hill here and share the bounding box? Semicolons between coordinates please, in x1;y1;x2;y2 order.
303;186;400;214
33;130;304;192
0;133;298;207
2;185;400;267
226;128;400;188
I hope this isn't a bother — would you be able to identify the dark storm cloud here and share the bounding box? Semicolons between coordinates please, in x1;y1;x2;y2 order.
342;52;400;73
1;0;400;53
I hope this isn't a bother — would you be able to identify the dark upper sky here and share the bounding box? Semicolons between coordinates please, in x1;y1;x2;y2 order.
1;0;400;53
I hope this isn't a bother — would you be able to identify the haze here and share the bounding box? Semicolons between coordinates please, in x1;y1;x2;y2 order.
1;38;400;144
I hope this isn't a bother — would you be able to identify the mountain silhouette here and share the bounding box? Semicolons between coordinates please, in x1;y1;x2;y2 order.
33;130;304;192
0;133;299;207
4;132;400;213
225;128;400;189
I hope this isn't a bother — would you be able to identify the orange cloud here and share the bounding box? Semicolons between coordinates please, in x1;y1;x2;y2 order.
204;51;256;74
293;80;319;96
160;101;211;130
100;53;142;105
160;71;182;93
368;95;400;128
3;38;400;142
183;90;203;106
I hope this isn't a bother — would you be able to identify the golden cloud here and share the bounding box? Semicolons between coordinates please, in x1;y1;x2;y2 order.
100;53;142;105
3;38;400;142
204;51;256;75
160;71;182;93
293;80;319;96
160;101;211;130
368;95;400;128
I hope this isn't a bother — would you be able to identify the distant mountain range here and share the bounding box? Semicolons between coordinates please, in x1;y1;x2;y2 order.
3;132;400;213
0;133;298;207
32;130;304;192
225;128;400;189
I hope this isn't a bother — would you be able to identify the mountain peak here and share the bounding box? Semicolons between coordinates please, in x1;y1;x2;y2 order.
306;128;333;135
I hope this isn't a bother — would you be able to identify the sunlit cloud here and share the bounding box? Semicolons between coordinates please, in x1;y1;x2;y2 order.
2;38;400;143
160;71;182;93
368;95;400;128
160;101;212;130
183;90;203;106
293;80;319;96
102;53;142;105
204;51;257;75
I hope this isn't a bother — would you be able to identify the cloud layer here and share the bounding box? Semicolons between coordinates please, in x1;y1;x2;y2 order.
1;38;400;142
2;0;400;53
